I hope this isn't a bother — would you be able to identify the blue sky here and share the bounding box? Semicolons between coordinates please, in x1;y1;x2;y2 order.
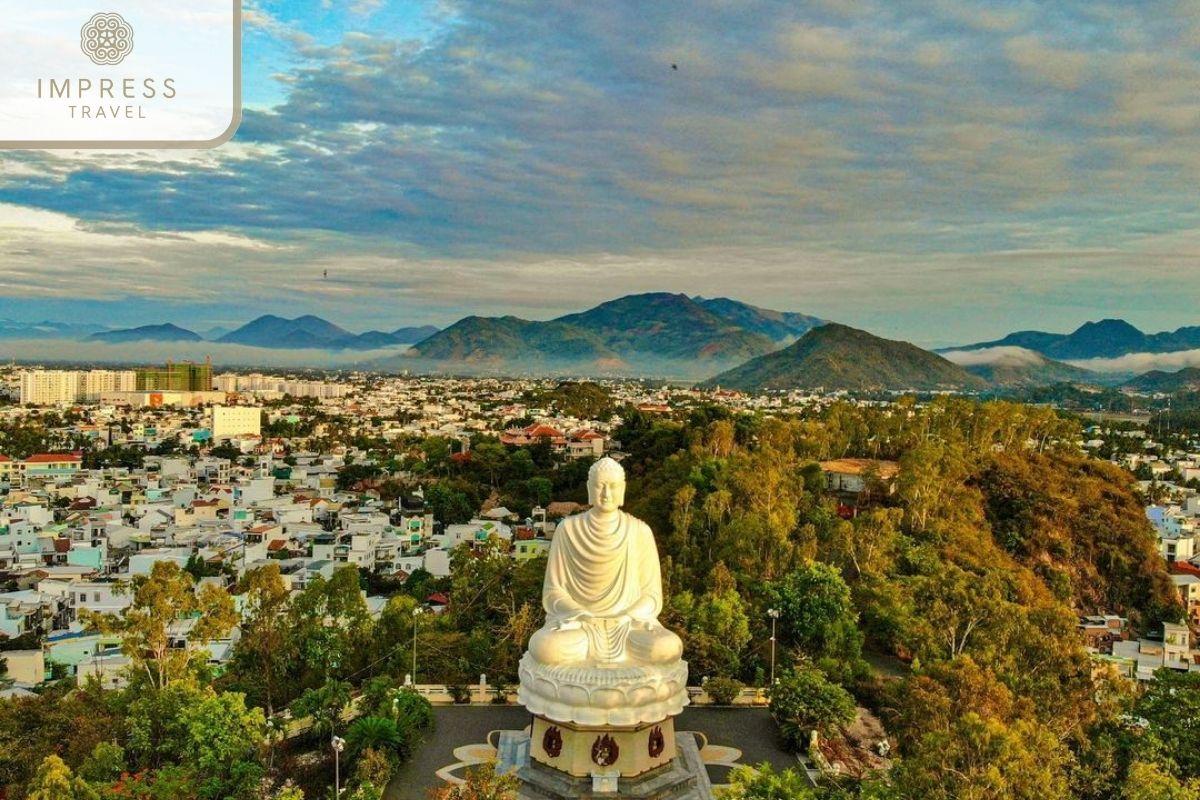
1;0;1199;348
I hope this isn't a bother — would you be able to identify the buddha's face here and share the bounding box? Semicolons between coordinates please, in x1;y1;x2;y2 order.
589;473;625;513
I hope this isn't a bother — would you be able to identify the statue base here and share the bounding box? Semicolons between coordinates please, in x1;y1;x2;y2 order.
517;653;690;727
497;720;714;800
529;715;676;779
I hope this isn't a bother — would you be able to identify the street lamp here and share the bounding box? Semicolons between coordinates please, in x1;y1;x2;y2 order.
331;735;346;797
767;608;780;688
412;606;426;685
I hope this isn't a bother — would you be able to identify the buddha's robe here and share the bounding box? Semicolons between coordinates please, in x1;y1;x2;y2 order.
528;510;683;666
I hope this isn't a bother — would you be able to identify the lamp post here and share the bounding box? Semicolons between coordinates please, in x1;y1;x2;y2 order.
767;608;780;687
412;606;426;685
331;735;346;797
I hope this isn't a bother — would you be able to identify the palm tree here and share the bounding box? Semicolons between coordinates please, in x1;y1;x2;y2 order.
345;716;403;759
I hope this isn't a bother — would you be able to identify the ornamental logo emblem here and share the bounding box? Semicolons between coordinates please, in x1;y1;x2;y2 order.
648;726;665;758
542;726;563;758
591;733;619;767
80;12;134;65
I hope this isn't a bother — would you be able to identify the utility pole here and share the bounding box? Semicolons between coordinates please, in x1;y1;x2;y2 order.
767;608;780;687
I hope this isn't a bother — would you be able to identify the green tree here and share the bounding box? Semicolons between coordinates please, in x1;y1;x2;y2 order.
229;563;293;714
1133;670;1200;779
77;741;125;787
722;763;817;800
894;713;1070;800
765;562;864;678
290;680;352;742
1121;761;1200;800
83;561;236;689
769;667;856;750
25;755;99;800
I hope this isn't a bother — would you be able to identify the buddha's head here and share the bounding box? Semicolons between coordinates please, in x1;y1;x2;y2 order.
587;457;626;513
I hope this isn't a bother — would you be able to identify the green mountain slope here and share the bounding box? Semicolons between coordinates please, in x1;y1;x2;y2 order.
554;292;776;362
947;349;1097;388
1123;367;1200;393
411;316;619;364
702;323;989;392
694;296;823;342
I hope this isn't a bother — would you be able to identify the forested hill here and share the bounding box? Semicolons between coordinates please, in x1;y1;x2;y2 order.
616;398;1180;798
702;323;989;392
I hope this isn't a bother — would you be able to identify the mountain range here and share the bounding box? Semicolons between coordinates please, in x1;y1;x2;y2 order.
216;315;438;350
5;299;1200;392
81;317;440;350
89;323;202;344
702;323;989;392
951;319;1200;360
1122;367;1200;393
942;348;1097;388
409;293;823;372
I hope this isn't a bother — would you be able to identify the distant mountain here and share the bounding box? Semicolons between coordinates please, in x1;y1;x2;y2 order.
217;315;426;350
89;323;202;343
391;325;440;344
413;316;620;366
410;293;812;374
200;326;230;341
0;320;107;340
554;292;777;362
1123;367;1200;393
694;297;824;342
953;319;1200;360
942;347;1096;388
702;323;989;392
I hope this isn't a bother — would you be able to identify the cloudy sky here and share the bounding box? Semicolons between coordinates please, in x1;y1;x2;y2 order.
1;0;1199;348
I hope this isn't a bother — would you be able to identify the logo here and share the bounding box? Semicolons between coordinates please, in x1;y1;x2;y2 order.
542;726;562;758
591;733;619;767
648;726;665;758
81;12;134;66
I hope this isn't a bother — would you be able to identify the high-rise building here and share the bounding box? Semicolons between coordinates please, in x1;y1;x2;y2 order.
19;370;79;405
136;356;213;391
214;373;239;393
80;370;137;400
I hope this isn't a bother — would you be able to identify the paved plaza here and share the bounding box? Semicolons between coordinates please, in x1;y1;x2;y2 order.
385;705;798;800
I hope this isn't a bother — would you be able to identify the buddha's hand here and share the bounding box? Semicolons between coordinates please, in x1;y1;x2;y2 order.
628;617;654;631
555;611;592;630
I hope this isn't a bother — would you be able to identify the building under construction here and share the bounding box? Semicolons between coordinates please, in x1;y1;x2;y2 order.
136;357;213;392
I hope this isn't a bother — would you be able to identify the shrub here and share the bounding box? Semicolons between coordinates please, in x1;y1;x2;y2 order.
448;684;471;704
769;668;856;752
353;747;396;788
392;688;434;733
705;677;745;705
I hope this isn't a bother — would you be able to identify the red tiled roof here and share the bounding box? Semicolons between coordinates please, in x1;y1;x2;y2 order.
525;424;564;439
1173;561;1200;579
427;592;449;605
26;453;82;463
267;540;288;551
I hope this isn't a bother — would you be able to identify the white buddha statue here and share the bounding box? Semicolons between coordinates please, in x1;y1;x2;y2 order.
527;457;683;667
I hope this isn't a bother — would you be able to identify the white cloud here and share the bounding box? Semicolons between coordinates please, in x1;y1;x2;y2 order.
942;346;1047;367
1070;350;1200;374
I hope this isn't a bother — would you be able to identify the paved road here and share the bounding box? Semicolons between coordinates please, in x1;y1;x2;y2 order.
386;705;795;800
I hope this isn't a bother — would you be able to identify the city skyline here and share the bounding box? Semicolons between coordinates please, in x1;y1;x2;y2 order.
1;1;1200;346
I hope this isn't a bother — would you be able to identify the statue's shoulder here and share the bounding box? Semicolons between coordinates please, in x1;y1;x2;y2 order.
620;510;653;536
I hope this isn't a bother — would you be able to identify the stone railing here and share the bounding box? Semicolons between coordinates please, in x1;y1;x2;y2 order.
406;684;769;706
